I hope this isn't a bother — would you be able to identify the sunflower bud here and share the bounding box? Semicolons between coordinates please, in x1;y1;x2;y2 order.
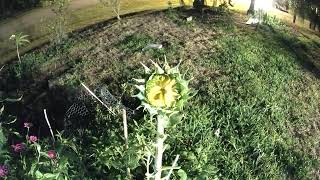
146;75;179;108
134;58;191;115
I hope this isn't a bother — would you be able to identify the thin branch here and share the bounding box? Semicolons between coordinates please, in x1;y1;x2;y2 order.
43;109;55;142
164;155;180;180
81;83;116;116
0;65;4;72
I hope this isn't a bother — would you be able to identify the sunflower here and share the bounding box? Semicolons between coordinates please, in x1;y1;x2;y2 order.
146;75;179;108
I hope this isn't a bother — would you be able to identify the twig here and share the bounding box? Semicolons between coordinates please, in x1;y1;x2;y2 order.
122;109;131;178
43;109;55;142
0;65;4;72
164;155;180;180
81;83;116;116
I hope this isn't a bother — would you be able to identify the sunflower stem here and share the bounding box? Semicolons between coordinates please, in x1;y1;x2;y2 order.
155;114;165;180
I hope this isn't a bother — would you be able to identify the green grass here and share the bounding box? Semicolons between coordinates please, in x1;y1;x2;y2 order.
2;9;320;179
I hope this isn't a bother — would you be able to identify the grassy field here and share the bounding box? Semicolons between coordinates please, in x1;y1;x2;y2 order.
1;7;320;178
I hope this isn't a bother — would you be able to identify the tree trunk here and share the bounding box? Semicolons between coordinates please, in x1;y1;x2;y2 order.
228;0;234;7
0;1;3;16
309;21;312;28
180;0;185;6
247;0;256;15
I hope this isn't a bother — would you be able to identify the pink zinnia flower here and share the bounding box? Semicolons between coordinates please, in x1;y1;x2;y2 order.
47;150;57;159
11;143;26;153
24;122;33;128
0;165;9;177
28;136;38;143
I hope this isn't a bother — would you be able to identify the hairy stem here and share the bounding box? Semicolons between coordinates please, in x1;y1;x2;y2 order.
16;44;21;64
122;109;131;179
155;115;165;180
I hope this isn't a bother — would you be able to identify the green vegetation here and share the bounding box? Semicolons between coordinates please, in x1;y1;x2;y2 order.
0;8;320;179
99;0;121;20
46;0;70;44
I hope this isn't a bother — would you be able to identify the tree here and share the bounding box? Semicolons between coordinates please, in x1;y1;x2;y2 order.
99;0;121;21
193;0;205;11
247;0;256;15
288;0;320;30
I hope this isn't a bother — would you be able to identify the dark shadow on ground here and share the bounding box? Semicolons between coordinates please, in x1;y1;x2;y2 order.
257;24;320;79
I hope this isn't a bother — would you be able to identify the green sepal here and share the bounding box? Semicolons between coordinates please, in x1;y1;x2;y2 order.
135;85;145;92
150;60;164;74
133;78;146;84
133;92;145;101
140;62;151;74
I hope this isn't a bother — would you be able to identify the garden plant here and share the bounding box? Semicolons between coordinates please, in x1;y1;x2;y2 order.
134;59;192;179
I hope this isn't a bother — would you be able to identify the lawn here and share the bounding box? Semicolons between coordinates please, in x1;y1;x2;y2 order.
0;7;320;179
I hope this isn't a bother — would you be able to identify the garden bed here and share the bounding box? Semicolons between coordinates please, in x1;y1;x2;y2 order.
1;8;320;179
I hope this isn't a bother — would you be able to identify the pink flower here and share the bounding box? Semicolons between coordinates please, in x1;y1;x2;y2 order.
24;122;33;128
11;143;26;153
47;150;57;159
0;165;9;177
28;136;38;143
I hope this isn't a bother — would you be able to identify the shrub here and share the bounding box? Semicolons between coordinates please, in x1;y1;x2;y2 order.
45;0;70;44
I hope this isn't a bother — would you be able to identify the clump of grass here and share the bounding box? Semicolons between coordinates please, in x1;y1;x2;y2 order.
119;34;153;53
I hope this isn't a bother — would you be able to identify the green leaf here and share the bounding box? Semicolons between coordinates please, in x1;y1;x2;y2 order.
133;92;145;100
135;85;145;93
35;170;44;178
177;169;187;180
2;96;23;102
133;78;146;83
0;106;4;114
0;127;6;150
43;173;58;179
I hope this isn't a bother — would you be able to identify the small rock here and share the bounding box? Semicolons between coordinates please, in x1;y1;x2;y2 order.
186;16;193;22
142;44;163;51
246;17;260;25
